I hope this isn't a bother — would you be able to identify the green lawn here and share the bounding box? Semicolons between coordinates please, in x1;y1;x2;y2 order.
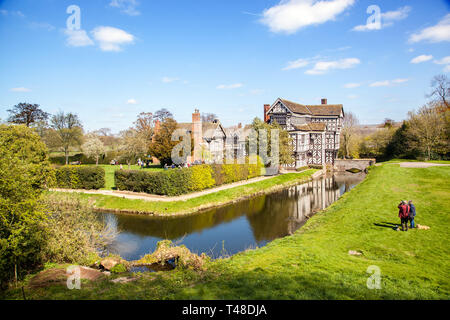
380;158;450;164
4;164;449;299
85;164;163;190
61;169;318;215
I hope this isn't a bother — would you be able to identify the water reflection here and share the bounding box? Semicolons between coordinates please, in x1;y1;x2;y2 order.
102;172;365;260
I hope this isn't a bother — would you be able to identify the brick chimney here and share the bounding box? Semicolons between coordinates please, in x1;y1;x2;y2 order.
264;104;271;123
321;98;327;105
152;120;161;143
192;109;202;162
238;122;242;129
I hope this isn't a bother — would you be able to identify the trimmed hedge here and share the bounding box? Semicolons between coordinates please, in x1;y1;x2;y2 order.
54;166;105;190
115;161;265;196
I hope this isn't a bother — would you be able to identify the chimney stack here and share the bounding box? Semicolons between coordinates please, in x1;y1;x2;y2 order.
264;104;270;123
192;109;202;162
321;98;327;105
238;122;242;129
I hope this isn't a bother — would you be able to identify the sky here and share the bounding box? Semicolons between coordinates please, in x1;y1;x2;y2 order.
1;0;450;133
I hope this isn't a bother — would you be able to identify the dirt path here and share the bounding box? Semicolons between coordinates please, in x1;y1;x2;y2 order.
399;162;450;168
51;174;283;202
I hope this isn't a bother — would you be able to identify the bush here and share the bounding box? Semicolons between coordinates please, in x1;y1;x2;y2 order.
296;166;309;172
0;124;53;287
308;165;323;170
54;166;105;189
41;193;116;265
115;160;265;196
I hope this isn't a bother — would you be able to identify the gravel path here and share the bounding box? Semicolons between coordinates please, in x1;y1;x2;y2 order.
51;175;280;202
399;162;450;168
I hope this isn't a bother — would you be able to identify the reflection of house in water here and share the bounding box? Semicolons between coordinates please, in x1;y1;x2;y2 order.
284;173;365;235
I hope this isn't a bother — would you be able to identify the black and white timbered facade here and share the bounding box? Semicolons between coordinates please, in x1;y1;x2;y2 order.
264;98;344;168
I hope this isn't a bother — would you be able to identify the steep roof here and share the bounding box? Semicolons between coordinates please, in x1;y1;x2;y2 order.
306;105;343;116
177;122;226;139
277;98;343;116
279;99;312;114
293;123;327;132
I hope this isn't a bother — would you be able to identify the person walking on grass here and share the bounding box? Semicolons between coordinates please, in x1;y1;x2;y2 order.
408;200;416;229
398;200;409;231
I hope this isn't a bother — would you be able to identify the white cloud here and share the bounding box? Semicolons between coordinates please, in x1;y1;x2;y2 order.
283;58;311;70
434;56;450;72
30;22;55;31
353;6;411;31
261;0;355;34
410;55;433;64
216;83;244;89
162;77;179;83
369;78;409;87
347;94;358;99
343;82;361;88
64;29;94;47
91;26;134;51
305;58;360;75
126;99;138;104
409;14;450;43
10;87;31;92
0;10;25;17
434;56;450;65
109;0;140;16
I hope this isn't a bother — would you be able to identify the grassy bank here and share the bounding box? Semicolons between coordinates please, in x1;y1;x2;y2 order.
4;164;449;299
65;169;318;215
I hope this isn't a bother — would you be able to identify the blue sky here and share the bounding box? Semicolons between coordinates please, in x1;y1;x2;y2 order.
1;0;449;133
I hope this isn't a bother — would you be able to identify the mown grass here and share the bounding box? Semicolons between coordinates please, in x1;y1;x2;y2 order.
3;164;449;300
84;165;163;190
380;158;450;164
64;169;318;215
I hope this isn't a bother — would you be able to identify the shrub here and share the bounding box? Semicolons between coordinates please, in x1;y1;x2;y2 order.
308;165;323;170
296;166;309;172
54;166;105;189
115;159;265;196
111;263;127;273
41;193;116;265
0;124;53;287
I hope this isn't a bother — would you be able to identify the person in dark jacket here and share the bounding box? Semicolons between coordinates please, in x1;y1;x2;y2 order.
408;200;416;229
398;201;409;231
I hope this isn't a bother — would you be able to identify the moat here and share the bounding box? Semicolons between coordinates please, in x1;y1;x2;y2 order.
102;172;365;260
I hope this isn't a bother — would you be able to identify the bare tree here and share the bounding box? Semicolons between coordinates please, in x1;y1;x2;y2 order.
407;102;446;160
201;113;218;122
134;112;154;142
154;108;173;122
118;129;147;169
428;74;449;108
49;112;83;165
7;103;49;127
340;111;359;158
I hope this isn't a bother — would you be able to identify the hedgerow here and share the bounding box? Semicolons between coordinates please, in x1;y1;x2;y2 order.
115;159;265;196
54;166;105;189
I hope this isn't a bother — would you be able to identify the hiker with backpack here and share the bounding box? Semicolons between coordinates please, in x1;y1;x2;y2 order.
398;201;410;231
408;200;416;229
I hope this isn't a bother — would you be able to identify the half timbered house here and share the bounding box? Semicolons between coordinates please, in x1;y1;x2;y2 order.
264;98;344;168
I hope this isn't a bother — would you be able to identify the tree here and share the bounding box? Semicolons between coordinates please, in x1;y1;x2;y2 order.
82;134;107;165
7;103;49;127
154;108;173;122
49;112;84;165
149;118;179;165
118;129;147;169
407;102;447;160
248;117;293;166
202;113;218;123
0;125;53;287
340;112;359;159
134;112;154;142
428;74;449;108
